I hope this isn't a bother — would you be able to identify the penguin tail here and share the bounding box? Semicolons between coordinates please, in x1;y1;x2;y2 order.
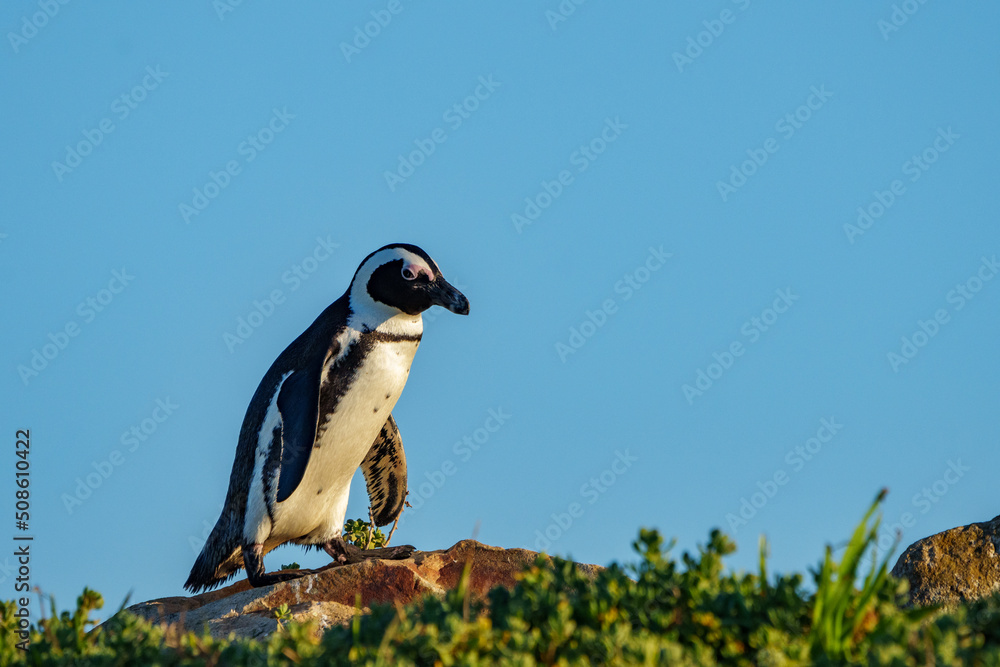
184;519;245;594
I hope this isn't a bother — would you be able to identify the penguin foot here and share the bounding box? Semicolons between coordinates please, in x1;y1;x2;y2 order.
322;538;415;565
247;569;308;588
243;543;313;588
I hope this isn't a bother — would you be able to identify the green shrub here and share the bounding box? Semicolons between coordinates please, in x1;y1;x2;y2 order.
343;517;388;549
3;492;1000;665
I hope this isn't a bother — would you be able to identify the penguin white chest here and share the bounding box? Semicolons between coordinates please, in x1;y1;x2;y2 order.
270;336;419;542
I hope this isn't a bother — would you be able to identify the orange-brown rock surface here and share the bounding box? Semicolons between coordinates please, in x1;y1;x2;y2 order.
125;540;600;639
892;515;1000;606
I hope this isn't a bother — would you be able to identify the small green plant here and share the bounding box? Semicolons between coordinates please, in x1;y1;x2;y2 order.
343;517;387;549
808;488;893;660
280;562;300;570
807;488;940;662
274;603;294;635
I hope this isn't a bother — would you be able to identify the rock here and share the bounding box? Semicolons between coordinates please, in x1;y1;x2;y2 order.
122;540;601;640
891;515;1000;606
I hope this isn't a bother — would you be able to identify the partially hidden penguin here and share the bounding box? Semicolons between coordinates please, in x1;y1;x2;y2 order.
184;243;469;592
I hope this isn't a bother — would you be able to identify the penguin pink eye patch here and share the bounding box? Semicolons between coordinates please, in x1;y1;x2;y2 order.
401;263;433;281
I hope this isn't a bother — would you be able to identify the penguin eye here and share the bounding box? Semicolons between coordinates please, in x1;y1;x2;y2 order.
402;266;417;281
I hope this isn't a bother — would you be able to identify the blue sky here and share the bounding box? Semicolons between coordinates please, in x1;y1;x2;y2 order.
2;2;998;615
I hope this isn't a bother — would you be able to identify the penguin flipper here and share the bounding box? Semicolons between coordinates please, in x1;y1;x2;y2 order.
275;363;323;503
360;414;408;526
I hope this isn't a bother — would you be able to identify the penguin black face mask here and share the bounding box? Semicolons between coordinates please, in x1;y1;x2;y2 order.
367;257;470;316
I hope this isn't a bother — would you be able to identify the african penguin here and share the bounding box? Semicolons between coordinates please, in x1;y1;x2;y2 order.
185;243;469;592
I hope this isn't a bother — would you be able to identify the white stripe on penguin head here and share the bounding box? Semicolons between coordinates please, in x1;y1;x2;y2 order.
348;246;433;331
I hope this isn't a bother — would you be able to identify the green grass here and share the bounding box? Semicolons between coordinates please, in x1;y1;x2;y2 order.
4;491;1000;665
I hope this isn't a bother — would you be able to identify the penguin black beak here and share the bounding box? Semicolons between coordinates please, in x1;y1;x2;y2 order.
427;277;470;315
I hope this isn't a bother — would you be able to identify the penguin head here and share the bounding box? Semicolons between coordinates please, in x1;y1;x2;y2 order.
349;243;470;318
